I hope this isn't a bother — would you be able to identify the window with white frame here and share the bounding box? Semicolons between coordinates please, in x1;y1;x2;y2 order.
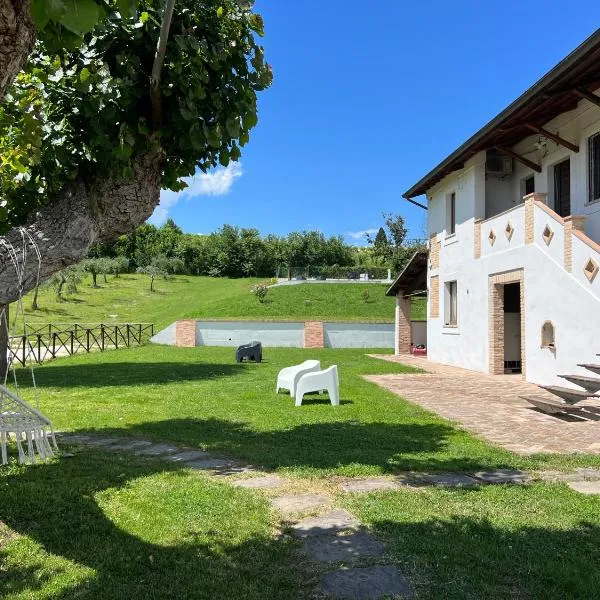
589;132;600;203
446;192;456;235
444;280;458;327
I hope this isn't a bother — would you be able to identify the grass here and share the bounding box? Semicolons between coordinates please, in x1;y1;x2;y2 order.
0;452;305;599
341;484;600;598
6;345;600;597
15;345;526;478
22;275;425;329
13;345;600;475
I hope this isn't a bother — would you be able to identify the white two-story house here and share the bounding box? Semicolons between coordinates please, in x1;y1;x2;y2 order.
388;29;600;393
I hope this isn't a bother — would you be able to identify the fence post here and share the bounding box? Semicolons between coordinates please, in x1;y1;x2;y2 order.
70;331;74;356
101;325;105;352
52;332;56;358
114;325;118;349
127;324;131;347
22;335;26;366
139;323;142;343
37;334;42;363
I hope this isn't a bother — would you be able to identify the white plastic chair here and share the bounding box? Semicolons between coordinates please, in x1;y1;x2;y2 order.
276;360;321;397
295;365;339;407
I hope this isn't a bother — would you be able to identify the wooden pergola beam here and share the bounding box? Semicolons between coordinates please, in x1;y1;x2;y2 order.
574;87;600;108
524;124;579;153
494;146;542;173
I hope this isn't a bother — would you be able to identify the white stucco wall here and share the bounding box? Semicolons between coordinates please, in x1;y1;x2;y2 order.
195;321;304;347
323;322;394;348
421;95;600;386
426;178;600;385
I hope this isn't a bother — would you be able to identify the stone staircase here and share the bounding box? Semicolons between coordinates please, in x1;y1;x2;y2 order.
521;356;600;417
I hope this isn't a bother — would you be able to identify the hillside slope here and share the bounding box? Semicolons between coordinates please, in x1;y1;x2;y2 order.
21;276;422;328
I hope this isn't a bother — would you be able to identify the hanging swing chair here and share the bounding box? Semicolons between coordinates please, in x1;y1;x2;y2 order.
0;230;58;465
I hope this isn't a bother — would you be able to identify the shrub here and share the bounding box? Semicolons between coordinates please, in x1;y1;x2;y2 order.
251;282;269;303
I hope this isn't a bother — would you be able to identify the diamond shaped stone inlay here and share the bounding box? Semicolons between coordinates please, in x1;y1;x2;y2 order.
505;222;514;241
584;258;599;282
542;224;554;246
488;230;496;246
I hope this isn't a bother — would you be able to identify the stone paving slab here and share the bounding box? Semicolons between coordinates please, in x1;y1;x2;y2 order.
80;437;123;447
302;530;385;564
106;440;153;452
292;509;360;538
319;565;413;599
472;469;529;484
574;468;600;479
568;480;600;494
368;354;600;455
166;450;212;462
231;475;284;489
413;473;478;488
341;478;400;493
184;457;234;470
271;493;330;516
134;444;181;456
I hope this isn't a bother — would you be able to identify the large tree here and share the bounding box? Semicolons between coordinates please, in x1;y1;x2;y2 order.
0;0;271;305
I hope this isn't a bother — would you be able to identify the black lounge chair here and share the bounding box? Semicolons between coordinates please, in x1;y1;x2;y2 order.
236;341;262;363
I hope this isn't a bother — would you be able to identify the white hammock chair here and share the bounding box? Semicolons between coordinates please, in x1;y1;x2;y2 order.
0;230;58;465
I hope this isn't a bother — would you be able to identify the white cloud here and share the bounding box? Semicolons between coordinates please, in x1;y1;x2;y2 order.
149;161;243;225
345;228;378;242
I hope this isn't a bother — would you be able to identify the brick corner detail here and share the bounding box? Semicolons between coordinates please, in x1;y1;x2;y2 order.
175;320;196;347
304;321;324;348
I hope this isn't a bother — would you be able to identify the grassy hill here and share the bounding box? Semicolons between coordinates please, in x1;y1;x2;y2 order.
20;275;424;328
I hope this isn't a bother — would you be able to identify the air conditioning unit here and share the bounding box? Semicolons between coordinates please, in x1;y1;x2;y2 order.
486;154;513;176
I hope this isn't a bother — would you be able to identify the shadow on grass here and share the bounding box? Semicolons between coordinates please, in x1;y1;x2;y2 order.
0;454;303;600
18;362;247;388
369;516;600;598
79;418;516;473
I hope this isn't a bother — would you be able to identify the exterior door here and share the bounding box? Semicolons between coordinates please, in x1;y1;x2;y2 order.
554;159;571;217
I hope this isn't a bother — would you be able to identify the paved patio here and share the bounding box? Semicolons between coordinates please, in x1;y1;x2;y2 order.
367;354;600;455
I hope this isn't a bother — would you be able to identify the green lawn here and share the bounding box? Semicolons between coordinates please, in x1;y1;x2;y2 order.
342;484;600;598
1;453;304;599
16;346;523;478
22;275;425;328
5;345;599;598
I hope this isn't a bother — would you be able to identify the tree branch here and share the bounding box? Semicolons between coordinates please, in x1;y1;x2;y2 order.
150;0;176;130
0;0;35;103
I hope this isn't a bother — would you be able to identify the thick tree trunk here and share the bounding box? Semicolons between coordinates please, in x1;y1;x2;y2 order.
0;0;35;103
0;151;165;305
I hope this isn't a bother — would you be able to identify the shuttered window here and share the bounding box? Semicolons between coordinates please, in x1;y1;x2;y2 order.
589;132;600;202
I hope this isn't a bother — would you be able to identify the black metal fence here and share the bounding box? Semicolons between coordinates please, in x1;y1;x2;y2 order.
8;323;154;367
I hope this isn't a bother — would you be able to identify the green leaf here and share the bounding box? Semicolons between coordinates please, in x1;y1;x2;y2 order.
243;111;258;130
60;0;104;36
225;116;240;138
117;0;137;19
219;149;230;167
140;11;149;23
80;67;90;82
217;6;224;17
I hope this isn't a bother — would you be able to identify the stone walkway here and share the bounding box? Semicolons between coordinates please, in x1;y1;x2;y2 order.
57;432;568;599
368;354;600;454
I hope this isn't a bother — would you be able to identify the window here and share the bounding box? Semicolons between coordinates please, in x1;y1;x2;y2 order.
589;132;600;202
444;281;458;327
524;175;535;196
447;192;456;235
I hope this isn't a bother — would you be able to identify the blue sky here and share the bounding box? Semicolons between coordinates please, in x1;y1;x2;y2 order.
150;1;599;245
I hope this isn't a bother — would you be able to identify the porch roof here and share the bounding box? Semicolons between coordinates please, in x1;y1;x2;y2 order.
386;250;428;297
404;28;600;199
